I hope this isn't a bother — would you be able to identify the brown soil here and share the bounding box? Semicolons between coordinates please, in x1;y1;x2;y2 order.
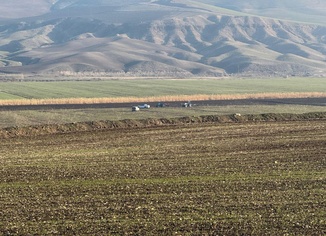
1;112;326;138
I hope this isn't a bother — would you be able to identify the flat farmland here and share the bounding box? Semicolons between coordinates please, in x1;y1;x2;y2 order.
1;104;326;129
1;77;326;128
1;120;325;235
1;77;326;101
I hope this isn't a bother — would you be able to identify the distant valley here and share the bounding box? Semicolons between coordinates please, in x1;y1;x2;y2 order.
0;0;325;77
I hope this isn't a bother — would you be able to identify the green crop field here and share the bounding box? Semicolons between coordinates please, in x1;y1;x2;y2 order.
1;77;326;128
1;77;326;100
1;120;325;235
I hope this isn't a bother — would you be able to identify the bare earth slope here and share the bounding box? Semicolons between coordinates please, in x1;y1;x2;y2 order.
0;0;325;77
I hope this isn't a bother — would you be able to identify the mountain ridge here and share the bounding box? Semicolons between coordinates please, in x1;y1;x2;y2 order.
0;0;325;77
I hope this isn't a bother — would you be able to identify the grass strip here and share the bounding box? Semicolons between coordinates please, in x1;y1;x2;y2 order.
0;92;326;106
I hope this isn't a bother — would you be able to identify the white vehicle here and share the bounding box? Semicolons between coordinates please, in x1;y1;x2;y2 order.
138;104;150;109
182;101;192;107
132;106;140;112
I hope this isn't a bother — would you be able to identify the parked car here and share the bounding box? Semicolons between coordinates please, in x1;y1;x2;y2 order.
156;102;169;107
138;104;150;109
132;106;140;112
182;101;192;107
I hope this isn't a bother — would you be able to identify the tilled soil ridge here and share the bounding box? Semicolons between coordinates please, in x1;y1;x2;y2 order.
1;112;326;138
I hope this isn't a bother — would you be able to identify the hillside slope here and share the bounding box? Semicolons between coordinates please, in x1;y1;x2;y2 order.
196;0;326;25
0;0;325;77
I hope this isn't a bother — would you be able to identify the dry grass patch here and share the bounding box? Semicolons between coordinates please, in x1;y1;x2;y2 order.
1;92;326;106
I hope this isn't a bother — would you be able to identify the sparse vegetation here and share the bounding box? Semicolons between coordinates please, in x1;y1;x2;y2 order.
2;105;326;129
1;118;325;235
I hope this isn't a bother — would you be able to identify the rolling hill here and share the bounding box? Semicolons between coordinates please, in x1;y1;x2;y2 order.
0;0;325;77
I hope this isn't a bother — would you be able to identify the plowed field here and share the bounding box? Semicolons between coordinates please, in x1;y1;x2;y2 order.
1;119;325;235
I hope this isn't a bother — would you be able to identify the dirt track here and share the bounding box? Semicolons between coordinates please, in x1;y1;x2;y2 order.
0;97;325;111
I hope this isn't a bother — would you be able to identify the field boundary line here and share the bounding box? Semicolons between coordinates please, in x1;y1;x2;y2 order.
1;112;326;138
